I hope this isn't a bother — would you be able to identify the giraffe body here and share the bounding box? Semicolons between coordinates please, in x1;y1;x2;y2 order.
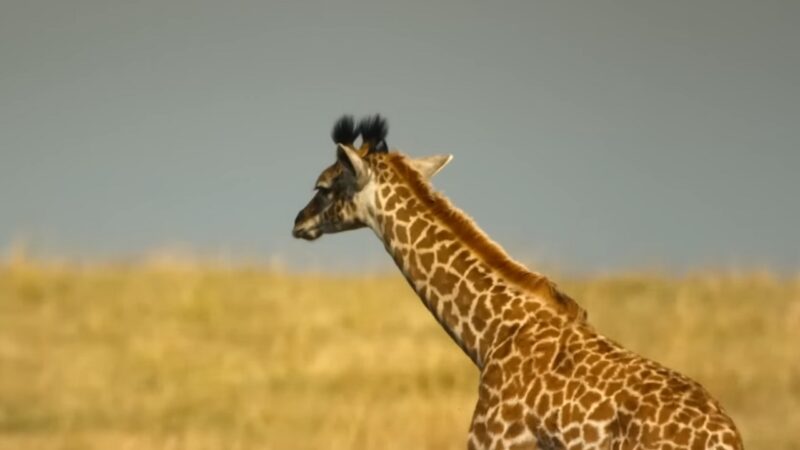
473;319;740;450
292;116;743;450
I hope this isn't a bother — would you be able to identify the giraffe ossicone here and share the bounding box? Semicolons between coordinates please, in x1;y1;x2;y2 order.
292;115;743;450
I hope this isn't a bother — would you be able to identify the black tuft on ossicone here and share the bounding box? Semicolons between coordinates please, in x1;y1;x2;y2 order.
331;115;358;145
373;139;388;153
358;114;389;152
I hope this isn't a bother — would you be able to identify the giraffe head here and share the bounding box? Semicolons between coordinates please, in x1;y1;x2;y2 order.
292;114;451;241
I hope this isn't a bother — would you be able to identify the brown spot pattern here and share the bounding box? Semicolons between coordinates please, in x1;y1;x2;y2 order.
322;151;745;449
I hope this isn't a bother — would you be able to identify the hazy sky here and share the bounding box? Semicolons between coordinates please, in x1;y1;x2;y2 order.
1;0;798;272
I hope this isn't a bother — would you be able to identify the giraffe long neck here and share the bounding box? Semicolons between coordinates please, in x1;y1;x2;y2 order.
367;154;584;368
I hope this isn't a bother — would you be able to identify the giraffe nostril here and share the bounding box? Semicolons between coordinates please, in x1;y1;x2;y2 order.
294;210;305;227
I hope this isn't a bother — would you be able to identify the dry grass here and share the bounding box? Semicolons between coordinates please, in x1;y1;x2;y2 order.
0;259;798;449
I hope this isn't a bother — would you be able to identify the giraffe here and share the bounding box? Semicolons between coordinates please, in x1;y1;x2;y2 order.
291;115;744;450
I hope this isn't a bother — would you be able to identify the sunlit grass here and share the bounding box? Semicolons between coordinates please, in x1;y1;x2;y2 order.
0;258;798;449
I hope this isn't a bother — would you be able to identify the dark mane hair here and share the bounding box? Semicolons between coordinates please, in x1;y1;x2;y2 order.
331;115;358;145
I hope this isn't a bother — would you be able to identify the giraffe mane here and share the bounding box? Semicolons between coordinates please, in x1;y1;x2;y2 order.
386;153;586;323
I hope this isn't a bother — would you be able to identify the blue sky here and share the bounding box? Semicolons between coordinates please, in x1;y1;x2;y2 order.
1;0;798;272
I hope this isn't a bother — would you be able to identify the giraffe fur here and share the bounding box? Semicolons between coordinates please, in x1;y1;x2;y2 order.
292;115;743;450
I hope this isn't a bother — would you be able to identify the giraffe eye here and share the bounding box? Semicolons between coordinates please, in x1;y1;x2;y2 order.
315;185;332;195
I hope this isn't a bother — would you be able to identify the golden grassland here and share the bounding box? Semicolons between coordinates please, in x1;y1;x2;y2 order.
0;258;799;450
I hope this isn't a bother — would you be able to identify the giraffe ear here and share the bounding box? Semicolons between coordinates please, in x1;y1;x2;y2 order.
408;154;453;179
336;143;370;186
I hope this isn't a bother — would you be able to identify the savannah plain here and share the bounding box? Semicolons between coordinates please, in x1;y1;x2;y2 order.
1;255;798;450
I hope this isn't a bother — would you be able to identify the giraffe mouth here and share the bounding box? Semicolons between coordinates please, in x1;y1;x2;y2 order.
293;207;323;241
292;225;322;241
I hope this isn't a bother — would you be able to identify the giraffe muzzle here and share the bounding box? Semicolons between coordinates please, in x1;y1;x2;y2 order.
292;211;322;241
292;225;321;241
